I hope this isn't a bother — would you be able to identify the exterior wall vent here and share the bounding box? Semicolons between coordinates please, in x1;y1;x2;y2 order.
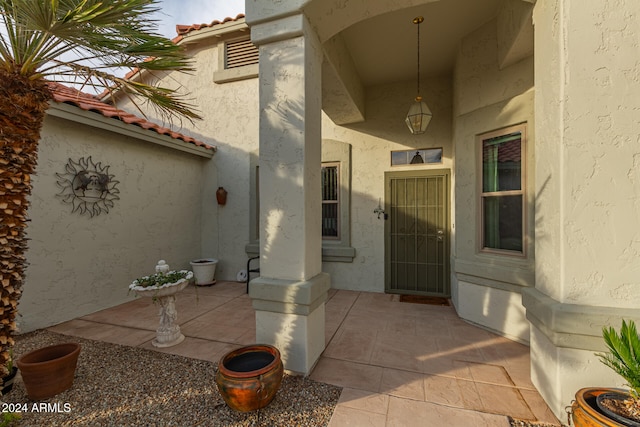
225;38;259;69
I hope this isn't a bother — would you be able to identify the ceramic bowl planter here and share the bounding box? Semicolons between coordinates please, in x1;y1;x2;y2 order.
190;258;218;286
215;344;284;412
571;387;640;427
572;320;640;426
16;343;81;400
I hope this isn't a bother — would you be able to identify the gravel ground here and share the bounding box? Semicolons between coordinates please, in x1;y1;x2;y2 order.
2;330;566;427
3;331;341;427
509;417;565;427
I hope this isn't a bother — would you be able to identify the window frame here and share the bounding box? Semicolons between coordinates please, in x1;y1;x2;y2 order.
246;140;356;263
321;162;340;240
320;140;355;262
477;124;527;257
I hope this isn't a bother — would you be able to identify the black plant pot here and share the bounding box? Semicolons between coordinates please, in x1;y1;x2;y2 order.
596;392;640;427
2;367;17;395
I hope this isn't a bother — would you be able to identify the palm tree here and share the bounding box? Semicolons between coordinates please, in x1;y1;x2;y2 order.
0;0;201;374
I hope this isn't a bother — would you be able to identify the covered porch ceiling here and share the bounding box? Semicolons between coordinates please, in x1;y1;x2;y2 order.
316;0;534;125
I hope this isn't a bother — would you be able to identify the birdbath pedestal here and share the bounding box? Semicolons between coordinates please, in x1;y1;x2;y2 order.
130;260;192;347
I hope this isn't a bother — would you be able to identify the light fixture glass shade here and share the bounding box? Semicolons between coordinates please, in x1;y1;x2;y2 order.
405;97;432;134
410;151;424;164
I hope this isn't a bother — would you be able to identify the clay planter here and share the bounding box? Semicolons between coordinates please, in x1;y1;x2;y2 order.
17;343;81;400
1;366;17;395
216;187;228;205
215;344;284;412
572;387;640;427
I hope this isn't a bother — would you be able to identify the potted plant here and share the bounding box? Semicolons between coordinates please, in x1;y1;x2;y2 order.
129;260;193;348
571;319;640;426
129;269;194;298
189;258;218;286
1;349;17;395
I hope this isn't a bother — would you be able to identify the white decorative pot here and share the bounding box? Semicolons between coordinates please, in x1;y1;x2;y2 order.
190;258;218;286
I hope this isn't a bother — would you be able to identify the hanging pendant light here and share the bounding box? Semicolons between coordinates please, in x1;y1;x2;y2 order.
405;16;432;134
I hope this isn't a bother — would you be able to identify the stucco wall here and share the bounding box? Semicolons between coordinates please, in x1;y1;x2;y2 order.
451;18;535;343
20;113;210;332
147;23;454;293
189;42;260;282
115;35;260;283
535;0;640;309
530;0;640;418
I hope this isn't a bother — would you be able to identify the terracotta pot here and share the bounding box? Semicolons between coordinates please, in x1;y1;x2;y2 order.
1;366;17;395
215;344;284;412
572;387;636;427
216;187;228;205
17;343;81;400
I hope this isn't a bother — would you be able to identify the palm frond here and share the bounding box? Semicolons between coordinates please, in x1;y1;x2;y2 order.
0;0;200;122
597;320;640;398
47;59;201;123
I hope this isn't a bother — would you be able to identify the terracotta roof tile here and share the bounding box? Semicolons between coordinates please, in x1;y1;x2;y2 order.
175;13;245;36
57;13;245;146
48;82;214;152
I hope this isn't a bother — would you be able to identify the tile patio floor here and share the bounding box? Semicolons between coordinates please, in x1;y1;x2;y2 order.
49;281;560;427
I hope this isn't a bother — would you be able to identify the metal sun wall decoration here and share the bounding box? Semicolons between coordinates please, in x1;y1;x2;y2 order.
56;157;120;217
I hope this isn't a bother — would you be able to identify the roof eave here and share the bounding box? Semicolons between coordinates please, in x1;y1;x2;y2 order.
47;102;215;159
177;18;249;45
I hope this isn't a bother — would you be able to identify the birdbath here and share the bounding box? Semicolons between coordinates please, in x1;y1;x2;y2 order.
129;260;193;348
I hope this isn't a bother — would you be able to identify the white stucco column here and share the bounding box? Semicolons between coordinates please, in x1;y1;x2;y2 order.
525;0;640;419
245;10;330;375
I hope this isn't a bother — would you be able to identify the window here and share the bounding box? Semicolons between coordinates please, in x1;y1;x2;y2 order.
479;125;526;254
320;140;355;261
391;148;443;166
322;163;340;239
245;140;355;262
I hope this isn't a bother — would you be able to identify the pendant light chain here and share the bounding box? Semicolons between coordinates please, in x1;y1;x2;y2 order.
416;17;420;98
413;16;424;100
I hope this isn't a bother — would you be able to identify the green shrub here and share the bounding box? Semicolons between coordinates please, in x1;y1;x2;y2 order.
598;319;640;400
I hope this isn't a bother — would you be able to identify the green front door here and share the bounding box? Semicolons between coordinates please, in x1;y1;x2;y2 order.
385;170;450;296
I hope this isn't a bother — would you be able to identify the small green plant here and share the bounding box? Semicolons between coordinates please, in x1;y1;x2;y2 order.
597;319;640;418
0;412;20;427
130;270;193;290
5;348;12;373
128;269;194;304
